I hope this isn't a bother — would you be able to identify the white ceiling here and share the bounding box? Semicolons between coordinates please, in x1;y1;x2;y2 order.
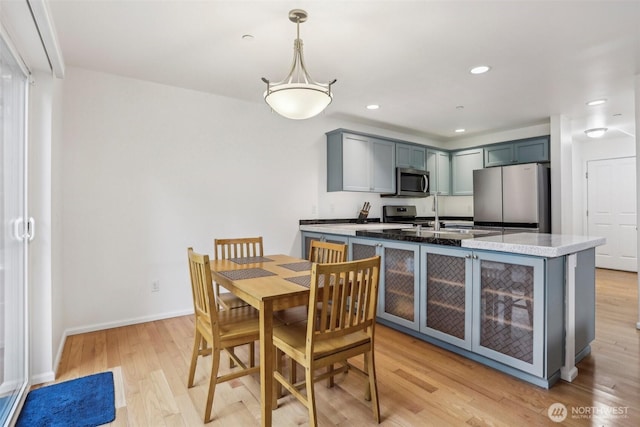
46;0;640;144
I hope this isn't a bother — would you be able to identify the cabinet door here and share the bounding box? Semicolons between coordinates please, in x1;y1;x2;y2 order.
484;143;514;167
342;133;372;192
371;138;396;193
426;150;450;195
379;241;420;330
436;151;451;195
352;238;419;330
514;137;549;163
451;148;484;195
397;143;426;170
472;252;544;376
420;246;472;349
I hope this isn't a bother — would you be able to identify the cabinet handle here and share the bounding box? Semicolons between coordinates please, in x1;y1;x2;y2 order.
472;254;478;259
465;254;471;259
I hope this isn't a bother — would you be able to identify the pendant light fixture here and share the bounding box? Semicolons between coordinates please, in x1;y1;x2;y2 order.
262;9;336;120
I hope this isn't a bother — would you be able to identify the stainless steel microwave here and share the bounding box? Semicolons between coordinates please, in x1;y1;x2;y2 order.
382;168;430;198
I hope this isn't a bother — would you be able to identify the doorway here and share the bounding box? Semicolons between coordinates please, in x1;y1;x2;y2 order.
586;157;637;271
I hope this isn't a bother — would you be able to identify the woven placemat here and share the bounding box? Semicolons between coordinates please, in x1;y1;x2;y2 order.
279;261;312;272
285;275;311;288
229;256;273;265
218;268;276;281
285;275;337;288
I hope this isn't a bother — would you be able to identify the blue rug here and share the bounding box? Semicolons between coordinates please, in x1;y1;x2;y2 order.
16;371;116;427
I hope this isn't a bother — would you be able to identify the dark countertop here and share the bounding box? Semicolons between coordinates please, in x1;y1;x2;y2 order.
355;228;502;247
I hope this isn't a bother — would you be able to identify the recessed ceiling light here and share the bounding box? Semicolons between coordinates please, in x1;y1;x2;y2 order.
455;128;466;133
584;128;608;138
366;104;380;110
586;99;607;106
242;34;254;40
470;65;491;74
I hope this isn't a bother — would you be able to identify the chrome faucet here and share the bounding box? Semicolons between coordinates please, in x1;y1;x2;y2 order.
432;192;441;231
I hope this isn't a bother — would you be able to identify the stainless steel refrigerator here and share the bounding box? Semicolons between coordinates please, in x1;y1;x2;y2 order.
473;163;550;232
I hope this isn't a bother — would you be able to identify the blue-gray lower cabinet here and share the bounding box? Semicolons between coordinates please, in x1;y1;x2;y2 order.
420;245;473;350
418;244;563;382
472;251;545;377
300;232;349;260
351;237;420;331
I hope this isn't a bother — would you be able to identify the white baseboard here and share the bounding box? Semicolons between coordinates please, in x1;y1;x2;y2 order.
51;309;194;383
0;378;22;395
30;370;55;386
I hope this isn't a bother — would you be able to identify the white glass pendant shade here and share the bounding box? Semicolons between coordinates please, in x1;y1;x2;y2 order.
264;83;332;120
262;9;335;120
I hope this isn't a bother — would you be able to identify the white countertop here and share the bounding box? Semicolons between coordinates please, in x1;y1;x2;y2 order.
299;222;413;236
461;232;606;257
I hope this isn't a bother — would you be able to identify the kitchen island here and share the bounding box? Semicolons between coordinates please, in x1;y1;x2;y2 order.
299;222;605;388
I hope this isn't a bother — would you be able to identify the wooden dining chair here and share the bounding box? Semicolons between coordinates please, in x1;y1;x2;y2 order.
272;256;382;426
187;248;262;423
213;236;264;310
275;240;348;326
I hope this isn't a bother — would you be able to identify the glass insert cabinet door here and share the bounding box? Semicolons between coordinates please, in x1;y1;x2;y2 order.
472;252;544;376
420;246;473;350
352;238;419;330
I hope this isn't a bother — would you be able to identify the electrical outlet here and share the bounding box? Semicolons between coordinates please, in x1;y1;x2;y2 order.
152;280;160;292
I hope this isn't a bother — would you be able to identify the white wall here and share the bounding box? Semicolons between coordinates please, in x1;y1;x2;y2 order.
58;67;449;336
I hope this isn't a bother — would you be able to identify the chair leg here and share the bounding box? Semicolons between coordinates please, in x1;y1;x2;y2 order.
249;342;256;367
289;358;297;387
364;353;371;401
188;330;202;388
365;351;381;423
229;347;236;369
305;365;318;427
275;348;284;398
326;364;335;388
204;348;221;423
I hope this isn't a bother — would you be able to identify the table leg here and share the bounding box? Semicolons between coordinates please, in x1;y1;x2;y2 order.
260;300;274;427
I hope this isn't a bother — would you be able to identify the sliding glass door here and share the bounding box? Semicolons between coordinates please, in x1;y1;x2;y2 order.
0;32;29;425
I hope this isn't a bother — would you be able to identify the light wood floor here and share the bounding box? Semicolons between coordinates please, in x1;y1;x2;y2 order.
55;268;640;426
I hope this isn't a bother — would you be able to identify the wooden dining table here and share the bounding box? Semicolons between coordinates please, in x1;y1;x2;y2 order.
209;254;312;427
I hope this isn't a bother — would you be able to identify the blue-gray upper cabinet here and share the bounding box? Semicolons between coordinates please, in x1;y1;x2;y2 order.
426;149;451;195
451;148;484;195
514;136;550;163
396;143;426;170
484;143;514;167
484;136;550;167
327;131;396;193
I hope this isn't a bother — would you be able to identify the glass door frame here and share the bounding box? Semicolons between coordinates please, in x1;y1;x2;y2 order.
0;23;31;426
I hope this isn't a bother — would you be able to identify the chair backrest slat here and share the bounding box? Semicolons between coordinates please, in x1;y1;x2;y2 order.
307;256;380;347
308;240;347;264
188;248;219;338
214;237;264;260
